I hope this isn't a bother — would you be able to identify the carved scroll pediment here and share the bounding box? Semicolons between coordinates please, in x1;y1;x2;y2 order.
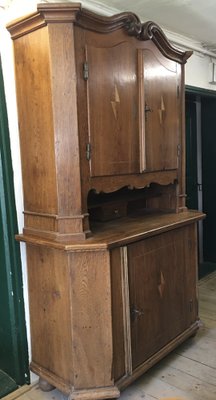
7;3;192;64
76;9;192;64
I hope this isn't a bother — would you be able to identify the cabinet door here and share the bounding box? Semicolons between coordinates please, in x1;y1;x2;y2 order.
86;40;141;177
127;225;197;370
143;48;180;172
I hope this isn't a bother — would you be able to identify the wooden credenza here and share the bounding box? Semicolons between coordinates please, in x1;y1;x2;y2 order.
7;3;204;399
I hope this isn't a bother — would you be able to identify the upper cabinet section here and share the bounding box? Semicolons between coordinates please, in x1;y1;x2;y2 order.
7;3;192;241
81;38;180;178
72;8;192;190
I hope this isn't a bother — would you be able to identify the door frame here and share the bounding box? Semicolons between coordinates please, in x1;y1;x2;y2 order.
0;58;29;384
186;85;216;98
186;84;216;276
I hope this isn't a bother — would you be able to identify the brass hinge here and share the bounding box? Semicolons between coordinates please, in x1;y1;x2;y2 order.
177;143;181;157
83;62;89;80
177;85;180;98
189;299;193;312
86;143;91;161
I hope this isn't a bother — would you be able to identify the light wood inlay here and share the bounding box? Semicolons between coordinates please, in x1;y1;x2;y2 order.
120;247;133;376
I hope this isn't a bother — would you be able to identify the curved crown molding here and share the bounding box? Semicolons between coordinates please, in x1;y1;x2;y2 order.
76;8;192;64
76;8;140;33
7;3;192;63
139;21;192;64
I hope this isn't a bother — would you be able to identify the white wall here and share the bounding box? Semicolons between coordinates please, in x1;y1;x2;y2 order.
186;51;216;90
0;0;216;382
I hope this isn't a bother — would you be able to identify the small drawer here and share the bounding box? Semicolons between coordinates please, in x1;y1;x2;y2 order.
89;201;127;222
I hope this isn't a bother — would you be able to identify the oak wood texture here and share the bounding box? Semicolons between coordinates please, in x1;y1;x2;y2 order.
24;217;202;398
128;225;197;369
7;2;192;241
16;210;204;251
86;39;140;177
7;4;192;64
7;3;204;400
143;49;180;172
11;21;90;241
27;244;119;398
118;272;216;400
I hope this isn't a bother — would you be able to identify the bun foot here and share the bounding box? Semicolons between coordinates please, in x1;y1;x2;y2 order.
39;378;55;392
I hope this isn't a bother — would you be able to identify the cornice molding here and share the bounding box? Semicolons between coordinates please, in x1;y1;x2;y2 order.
6;3;82;39
75;8;191;64
6;1;192;62
128;19;192;64
6;12;46;38
81;0;216;59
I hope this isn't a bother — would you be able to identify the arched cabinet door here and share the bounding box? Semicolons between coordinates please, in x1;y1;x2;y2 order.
127;224;197;370
84;35;141;178
142;47;181;173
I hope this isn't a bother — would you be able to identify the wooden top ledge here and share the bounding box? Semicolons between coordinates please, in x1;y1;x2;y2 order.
16;210;205;252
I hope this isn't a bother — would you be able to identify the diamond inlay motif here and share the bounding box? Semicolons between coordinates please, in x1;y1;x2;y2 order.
158;95;165;124
158;271;166;298
111;84;120;119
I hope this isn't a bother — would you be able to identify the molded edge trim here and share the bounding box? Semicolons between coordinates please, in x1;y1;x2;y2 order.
139;21;193;63
117;321;200;391
31;361;120;399
76;8;192;64
6;12;46;39
16;210;205;251
7;3;192;63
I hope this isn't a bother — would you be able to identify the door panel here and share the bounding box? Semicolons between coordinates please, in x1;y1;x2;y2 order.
127;225;197;370
144;49;179;172
186;90;216;274
86;41;140;177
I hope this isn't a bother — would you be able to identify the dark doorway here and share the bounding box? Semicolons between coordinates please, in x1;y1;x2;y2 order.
186;86;216;278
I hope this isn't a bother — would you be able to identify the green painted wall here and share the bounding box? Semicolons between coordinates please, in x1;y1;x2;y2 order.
0;58;29;385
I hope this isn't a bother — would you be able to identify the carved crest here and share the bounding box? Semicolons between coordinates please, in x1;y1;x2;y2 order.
7;3;192;64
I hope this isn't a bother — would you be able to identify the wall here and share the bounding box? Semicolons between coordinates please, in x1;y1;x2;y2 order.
166;30;216;90
0;1;34;370
186;51;216;89
0;0;216;381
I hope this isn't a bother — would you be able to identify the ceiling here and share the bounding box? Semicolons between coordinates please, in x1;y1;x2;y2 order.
90;0;216;50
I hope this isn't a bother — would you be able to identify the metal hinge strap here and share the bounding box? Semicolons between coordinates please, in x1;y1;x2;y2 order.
83;62;89;80
177;143;181;157
86;143;91;161
177;85;180;98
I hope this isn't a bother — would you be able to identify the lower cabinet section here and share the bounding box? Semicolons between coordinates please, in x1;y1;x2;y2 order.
111;223;198;383
24;215;201;399
128;224;197;369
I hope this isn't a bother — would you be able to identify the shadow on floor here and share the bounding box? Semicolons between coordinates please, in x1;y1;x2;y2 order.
0;370;18;399
199;261;216;279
